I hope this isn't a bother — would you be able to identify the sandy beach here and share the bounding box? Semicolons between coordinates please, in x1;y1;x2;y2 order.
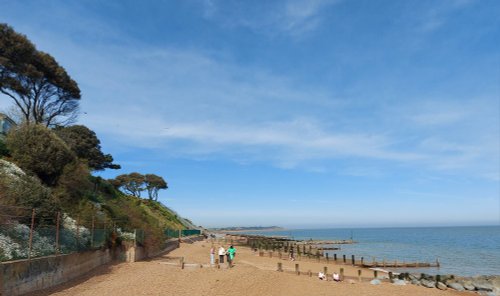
27;240;470;296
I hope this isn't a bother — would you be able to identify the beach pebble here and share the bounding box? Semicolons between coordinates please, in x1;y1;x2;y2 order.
370;279;381;285
473;280;494;292
437;282;447;290
421;279;436;288
392;279;406;286
463;283;476;291
448;282;465;291
477;292;496;296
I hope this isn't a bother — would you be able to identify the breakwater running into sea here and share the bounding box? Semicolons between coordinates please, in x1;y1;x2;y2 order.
234;226;500;277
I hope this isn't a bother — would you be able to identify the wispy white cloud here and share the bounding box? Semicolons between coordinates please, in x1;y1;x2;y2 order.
281;0;338;36
1;2;497;180
201;0;339;37
417;0;476;33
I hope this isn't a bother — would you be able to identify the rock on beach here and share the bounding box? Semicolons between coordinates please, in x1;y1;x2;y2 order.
447;282;465;292
421;279;436;288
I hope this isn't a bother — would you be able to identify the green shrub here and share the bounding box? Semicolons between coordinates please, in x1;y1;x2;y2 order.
0;139;9;157
6;124;75;185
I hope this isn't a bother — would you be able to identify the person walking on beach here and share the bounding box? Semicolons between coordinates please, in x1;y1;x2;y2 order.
227;245;236;267
218;246;225;264
210;246;215;265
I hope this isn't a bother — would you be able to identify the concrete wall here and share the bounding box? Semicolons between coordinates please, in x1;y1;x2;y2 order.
0;239;185;295
0;249;114;296
126;239;180;262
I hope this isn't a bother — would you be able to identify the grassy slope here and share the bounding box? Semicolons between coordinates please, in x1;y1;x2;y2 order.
90;177;192;233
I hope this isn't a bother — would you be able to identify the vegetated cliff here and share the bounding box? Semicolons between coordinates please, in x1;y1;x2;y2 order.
0;159;196;260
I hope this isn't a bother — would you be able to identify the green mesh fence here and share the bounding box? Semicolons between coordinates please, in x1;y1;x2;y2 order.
164;229;180;238
182;229;201;236
135;229;146;245
0;221;112;262
164;229;201;238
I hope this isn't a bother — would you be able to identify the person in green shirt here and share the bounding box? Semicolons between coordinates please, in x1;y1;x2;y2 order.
227;245;236;266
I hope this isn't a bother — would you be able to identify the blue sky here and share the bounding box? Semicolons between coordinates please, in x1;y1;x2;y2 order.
1;0;499;228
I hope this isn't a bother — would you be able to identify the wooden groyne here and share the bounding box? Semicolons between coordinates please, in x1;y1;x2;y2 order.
362;260;440;268
221;233;441;270
295;239;355;245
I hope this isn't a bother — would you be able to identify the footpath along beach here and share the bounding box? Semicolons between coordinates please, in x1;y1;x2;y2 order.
27;240;467;296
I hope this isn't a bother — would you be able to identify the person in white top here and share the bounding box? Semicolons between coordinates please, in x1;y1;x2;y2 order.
218;246;226;264
333;272;341;282
318;272;326;280
210;246;215;265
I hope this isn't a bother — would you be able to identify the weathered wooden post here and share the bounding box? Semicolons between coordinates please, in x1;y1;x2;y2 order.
76;215;80;250
316;250;321;262
388;272;393;282
55;211;60;255
295;263;300;275
334;253;337;261
323;266;328;276
28;209;35;260
180;257;185;269
343;254;346;263
326;253;329;263
216;258;220;269
358;269;362;282
361;257;364;265
91;215;95;248
340;268;344;281
277;262;283;272
351;255;355;265
373;270;378;279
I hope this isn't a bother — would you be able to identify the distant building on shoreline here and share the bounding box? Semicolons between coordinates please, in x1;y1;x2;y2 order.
0;113;16;138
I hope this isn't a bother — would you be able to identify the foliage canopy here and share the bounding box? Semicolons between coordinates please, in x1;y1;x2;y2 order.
55;125;120;171
145;174;168;201
0;23;81;127
6;124;75;185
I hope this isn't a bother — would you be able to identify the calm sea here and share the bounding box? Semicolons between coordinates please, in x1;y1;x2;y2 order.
238;226;500;276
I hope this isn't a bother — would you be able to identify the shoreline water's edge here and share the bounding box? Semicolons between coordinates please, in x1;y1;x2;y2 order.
219;232;500;295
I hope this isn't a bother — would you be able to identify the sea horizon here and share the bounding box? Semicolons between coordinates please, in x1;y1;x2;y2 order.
239;224;500;231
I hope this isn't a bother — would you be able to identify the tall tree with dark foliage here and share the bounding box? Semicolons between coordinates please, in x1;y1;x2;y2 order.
0;23;81;127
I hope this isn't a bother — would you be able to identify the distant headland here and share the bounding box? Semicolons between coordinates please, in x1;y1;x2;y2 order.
211;226;284;232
